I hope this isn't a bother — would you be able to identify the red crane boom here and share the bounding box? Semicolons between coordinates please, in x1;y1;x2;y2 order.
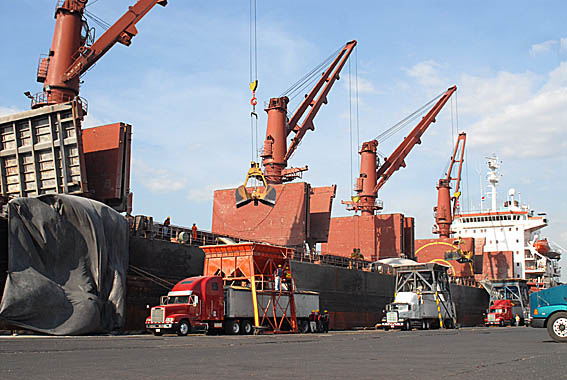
261;40;357;184
434;132;466;238
343;85;457;215
32;0;168;109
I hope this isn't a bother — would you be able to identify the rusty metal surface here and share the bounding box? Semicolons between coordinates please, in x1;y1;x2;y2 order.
0;102;87;200
212;182;310;247
322;213;409;261
82;123;131;211
308;185;336;244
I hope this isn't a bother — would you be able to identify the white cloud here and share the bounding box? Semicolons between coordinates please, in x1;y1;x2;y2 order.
561;38;567;53
459;71;538;115
187;183;239;202
462;63;567;159
343;74;379;94
530;40;558;55
405;60;446;89
132;159;187;193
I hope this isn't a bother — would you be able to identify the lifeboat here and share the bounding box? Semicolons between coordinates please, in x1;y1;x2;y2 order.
534;239;550;255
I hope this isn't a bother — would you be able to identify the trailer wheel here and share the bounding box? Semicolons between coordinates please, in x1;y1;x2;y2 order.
444;319;455;329
240;320;253;335
177;320;191;336
225;319;240;335
547;312;567;343
421;320;429;330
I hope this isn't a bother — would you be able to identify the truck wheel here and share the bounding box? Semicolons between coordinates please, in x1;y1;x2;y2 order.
402;320;411;331
240;320;253;335
547;312;567;343
225;320;240;335
177;320;191;336
299;320;310;334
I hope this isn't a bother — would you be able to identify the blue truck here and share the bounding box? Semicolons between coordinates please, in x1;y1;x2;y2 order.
530;285;567;343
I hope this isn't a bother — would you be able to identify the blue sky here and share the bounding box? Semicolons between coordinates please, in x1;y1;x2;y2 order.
1;1;566;281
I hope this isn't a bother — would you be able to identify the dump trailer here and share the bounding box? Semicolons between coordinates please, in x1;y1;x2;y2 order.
146;276;320;336
483;279;530;326
530;284;567;342
380;263;457;330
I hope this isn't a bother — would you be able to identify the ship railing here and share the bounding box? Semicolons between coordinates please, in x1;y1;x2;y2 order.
447;276;481;288
291;251;372;270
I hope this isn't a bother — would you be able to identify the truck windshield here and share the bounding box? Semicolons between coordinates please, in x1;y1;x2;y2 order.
168;296;190;304
387;304;409;312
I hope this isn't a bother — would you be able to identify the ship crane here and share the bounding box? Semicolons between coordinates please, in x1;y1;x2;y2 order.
235;40;356;207
434;132;466;238
343;85;457;215
31;0;168;109
261;40;357;184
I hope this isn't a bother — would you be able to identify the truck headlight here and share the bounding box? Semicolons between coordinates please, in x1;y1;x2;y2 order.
165;317;174;323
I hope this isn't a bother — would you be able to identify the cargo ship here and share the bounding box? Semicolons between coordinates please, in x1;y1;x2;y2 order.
0;1;489;334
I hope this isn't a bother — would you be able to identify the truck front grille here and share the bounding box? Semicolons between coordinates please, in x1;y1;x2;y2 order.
386;311;398;323
151;307;165;323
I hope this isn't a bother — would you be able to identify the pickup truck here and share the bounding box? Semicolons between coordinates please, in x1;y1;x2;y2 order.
530;284;567;342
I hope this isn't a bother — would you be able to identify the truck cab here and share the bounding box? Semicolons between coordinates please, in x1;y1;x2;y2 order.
382;291;455;331
145;276;224;336
484;299;513;326
530;284;567;343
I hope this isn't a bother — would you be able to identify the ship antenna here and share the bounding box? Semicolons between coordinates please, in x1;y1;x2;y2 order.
486;155;501;211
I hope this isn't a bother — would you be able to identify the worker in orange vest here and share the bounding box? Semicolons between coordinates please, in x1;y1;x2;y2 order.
191;223;197;241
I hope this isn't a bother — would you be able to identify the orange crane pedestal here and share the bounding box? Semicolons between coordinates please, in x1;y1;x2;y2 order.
201;243;298;333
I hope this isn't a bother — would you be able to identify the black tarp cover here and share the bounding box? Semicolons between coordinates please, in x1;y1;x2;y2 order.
0;195;129;335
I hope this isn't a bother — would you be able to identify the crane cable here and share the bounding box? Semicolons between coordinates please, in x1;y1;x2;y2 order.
373;90;446;143
249;0;259;163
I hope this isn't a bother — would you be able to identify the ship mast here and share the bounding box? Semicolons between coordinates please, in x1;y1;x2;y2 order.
486;156;501;211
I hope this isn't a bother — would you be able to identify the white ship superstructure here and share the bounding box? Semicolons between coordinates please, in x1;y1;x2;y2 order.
451;156;561;287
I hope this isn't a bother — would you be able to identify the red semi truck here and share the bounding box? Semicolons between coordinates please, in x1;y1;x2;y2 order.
484;299;514;326
145;275;320;335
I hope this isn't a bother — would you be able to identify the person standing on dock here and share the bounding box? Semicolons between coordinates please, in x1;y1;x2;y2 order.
192;223;197;242
321;310;330;333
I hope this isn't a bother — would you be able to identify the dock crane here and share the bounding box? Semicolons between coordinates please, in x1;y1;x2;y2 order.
30;0;168;110
235;40;357;207
343;86;457;215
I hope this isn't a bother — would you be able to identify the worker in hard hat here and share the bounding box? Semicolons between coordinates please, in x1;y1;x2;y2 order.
315;309;322;332
274;264;283;291
309;310;317;333
321;310;330;333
